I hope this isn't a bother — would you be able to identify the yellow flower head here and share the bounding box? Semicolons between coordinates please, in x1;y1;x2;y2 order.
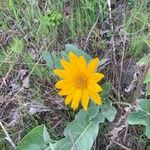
54;52;104;110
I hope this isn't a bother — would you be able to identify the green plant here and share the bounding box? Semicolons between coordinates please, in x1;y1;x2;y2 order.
16;102;116;150
8;0;19;21
10;38;24;54
128;99;150;138
15;45;116;150
1;0;150;149
127;48;150;138
40;10;62;35
124;1;150;58
41;10;62;28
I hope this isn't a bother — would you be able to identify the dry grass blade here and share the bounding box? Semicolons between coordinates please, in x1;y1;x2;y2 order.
83;14;100;51
0;122;16;149
112;140;131;150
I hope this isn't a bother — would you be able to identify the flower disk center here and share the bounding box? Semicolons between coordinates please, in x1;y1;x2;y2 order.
74;75;88;89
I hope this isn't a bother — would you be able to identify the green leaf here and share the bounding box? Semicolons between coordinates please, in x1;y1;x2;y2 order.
100;58;108;66
65;44;108;66
43;44;107;76
54;138;72;150
90;112;105;124
146;143;150;150
11;38;24;53
65;44;92;62
75;106;99;121
147;82;150;96
43;126;51;144
127;99;150;138
16;125;54;150
144;70;150;83
42;15;51;26
145;40;150;48
55;106;102;150
101;101;117;122
41;10;62;28
137;55;150;83
42;51;62;71
42;51;54;70
101;82;111;98
137;55;149;65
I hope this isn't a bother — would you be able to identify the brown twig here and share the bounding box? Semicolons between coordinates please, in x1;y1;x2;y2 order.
112;140;130;150
118;26;126;100
107;0;117;65
107;0;121;99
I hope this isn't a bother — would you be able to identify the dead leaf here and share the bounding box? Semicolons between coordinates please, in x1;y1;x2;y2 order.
7;108;22;127
22;76;30;88
8;83;20;92
25;102;51;115
19;69;28;80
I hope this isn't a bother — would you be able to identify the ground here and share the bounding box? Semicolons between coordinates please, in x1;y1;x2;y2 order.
0;0;150;150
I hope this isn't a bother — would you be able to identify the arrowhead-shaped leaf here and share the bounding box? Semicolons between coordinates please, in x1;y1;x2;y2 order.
137;55;150;83
127;99;150;138
101;101;117;122
65;44;92;62
42;51;62;71
16;125;55;150
55;106;104;150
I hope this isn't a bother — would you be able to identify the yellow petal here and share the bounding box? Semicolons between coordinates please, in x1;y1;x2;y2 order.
55;80;64;89
60;59;71;70
89;91;102;105
55;80;74;89
64;93;73;105
71;89;81;110
69;52;78;65
81;89;89;111
58;86;75;96
89;73;104;83
54;69;74;79
78;56;86;72
54;69;67;78
88;83;102;92
88;58;99;72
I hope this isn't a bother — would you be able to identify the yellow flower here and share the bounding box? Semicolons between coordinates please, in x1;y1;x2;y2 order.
54;52;104;110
